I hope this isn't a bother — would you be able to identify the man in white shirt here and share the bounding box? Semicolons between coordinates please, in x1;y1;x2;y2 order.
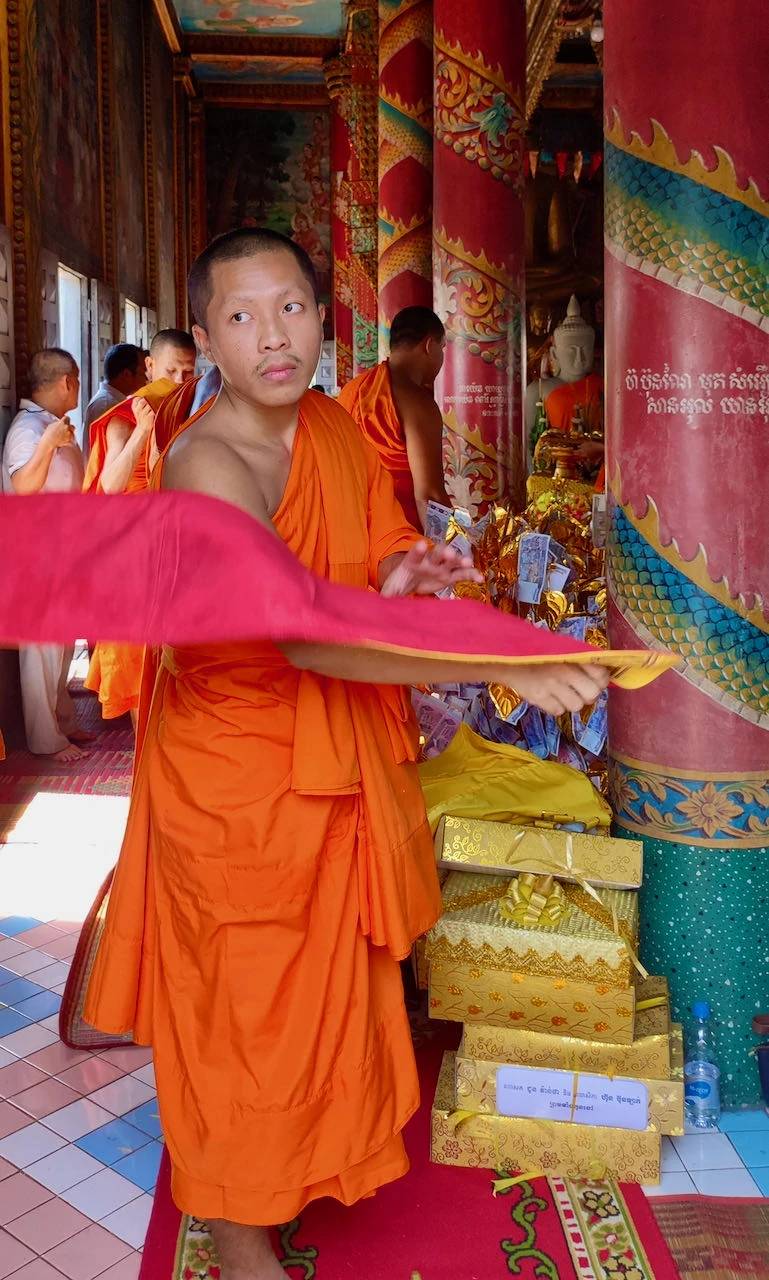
83;343;146;447
2;349;88;762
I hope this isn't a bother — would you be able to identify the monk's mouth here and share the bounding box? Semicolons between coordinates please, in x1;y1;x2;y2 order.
260;365;300;382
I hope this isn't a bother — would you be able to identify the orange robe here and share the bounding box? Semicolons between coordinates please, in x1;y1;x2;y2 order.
544;372;604;435
83;380;176;719
84;392;441;1224
338;361;420;530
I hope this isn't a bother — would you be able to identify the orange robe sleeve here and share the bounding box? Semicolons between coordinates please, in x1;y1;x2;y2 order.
83;391;439;1227
338;362;421;529
83;378;177;718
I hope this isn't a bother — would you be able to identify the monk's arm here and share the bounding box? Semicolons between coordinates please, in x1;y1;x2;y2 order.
401;395;451;529
162;439;609;715
100;416;151;494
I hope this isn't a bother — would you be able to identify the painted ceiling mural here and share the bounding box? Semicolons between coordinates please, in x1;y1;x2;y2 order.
173;0;344;36
194;56;326;82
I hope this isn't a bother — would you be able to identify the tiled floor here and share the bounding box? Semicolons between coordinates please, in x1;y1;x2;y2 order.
0;921;157;1279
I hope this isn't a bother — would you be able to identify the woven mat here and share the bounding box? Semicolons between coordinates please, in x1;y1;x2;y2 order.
651;1195;769;1280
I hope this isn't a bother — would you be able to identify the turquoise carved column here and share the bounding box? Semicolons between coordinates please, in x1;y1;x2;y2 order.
604;1;769;1106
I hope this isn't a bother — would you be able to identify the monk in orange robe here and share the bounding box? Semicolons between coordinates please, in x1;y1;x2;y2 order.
84;229;609;1279
545;371;604;436
83;331;197;725
83;379;176;723
338;307;450;531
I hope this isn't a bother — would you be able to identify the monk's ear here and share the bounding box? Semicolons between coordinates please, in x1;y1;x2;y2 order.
192;323;212;362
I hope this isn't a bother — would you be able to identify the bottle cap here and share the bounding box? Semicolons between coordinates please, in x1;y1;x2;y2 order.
693;1000;711;1019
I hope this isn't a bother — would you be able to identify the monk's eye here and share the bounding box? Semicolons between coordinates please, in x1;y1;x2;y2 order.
284;302;303;314
231;311;250;324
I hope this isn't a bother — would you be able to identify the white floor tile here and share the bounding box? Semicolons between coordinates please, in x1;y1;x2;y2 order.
62;1166;143;1220
88;1077;155;1117
0;1024;57;1057
101;1193;153;1248
691;1168;761;1197
643;1171;697;1197
1;950;55;977
131;1064;155;1089
28;961;70;989
672;1132;742;1171
42;1097;115;1141
38;1015;61;1033
25;1144;105;1193
661;1137;684;1173
0;1045;18;1069
0;939;29;961
51;983;67;996
0;1120;66;1167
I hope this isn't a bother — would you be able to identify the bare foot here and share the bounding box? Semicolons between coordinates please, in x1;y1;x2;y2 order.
209;1220;284;1280
50;743;86;763
68;729;95;744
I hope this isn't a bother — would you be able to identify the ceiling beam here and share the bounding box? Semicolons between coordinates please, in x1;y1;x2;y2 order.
152;0;183;55
202;82;329;108
187;34;340;60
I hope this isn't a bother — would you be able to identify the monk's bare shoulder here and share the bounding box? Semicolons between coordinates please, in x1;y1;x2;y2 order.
163;422;272;529
390;375;442;436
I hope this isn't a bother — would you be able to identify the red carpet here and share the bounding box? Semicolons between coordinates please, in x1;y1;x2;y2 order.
140;1027;681;1280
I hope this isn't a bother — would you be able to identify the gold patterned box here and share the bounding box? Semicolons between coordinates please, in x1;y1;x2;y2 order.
426;871;639;989
435;815;643;889
429;961;636;1043
461;975;672;1078
455;1025;683;1137
431;1052;660;1184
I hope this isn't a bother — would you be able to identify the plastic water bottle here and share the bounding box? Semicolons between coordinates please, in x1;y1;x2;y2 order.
684;1000;721;1129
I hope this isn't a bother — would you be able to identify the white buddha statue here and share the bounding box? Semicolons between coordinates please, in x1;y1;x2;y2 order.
543;295;603;437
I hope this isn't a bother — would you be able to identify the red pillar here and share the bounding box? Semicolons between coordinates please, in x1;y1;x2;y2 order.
378;0;434;357
604;0;769;1103
432;0;526;515
324;55;354;388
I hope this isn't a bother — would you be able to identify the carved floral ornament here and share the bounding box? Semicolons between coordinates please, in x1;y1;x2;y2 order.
434;34;525;189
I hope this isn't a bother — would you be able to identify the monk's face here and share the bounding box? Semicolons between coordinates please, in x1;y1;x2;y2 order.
145;345;197;386
193;250;324;410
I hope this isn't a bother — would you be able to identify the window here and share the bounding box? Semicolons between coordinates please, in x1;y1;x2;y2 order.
57;265;86;446
125;299;141;346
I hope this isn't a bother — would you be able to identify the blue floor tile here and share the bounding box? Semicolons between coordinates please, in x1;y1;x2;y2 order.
0;978;47;1007
113;1141;163;1192
0;966;22;985
76;1118;151;1166
719;1109;769;1134
750;1166;769;1196
0;917;43;937
0;1007;33;1037
728;1130;769;1168
14;991;61;1021
123;1099;163;1140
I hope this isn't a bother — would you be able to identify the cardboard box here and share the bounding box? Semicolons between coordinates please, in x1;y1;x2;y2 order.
429;960;636;1043
455;1024;683;1136
431;1052;660;1184
460;974;672;1077
435;815;643;889
427;871;639;989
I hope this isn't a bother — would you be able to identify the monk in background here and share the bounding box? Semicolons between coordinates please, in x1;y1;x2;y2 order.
84;229;608;1279
338;306;451;530
83;329;197;725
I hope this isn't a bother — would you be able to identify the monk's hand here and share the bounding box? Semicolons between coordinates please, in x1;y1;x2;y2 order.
380;540;483;597
500;661;610;716
133;397;156;438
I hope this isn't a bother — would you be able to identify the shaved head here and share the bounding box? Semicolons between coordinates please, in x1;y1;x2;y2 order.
188;227;319;328
28;348;78;395
150;329;196;358
389;307;445;350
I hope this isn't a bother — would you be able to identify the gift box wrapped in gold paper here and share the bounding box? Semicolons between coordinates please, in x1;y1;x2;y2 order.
461;974;672;1077
434;815;643;889
431;1052;661;1184
429;960;636;1043
426;871;640;989
454;1024;684;1137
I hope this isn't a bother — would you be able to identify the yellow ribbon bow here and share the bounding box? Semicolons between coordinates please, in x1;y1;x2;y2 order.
499;872;570;928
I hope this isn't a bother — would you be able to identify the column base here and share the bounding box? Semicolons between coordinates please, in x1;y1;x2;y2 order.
615;824;769;1109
